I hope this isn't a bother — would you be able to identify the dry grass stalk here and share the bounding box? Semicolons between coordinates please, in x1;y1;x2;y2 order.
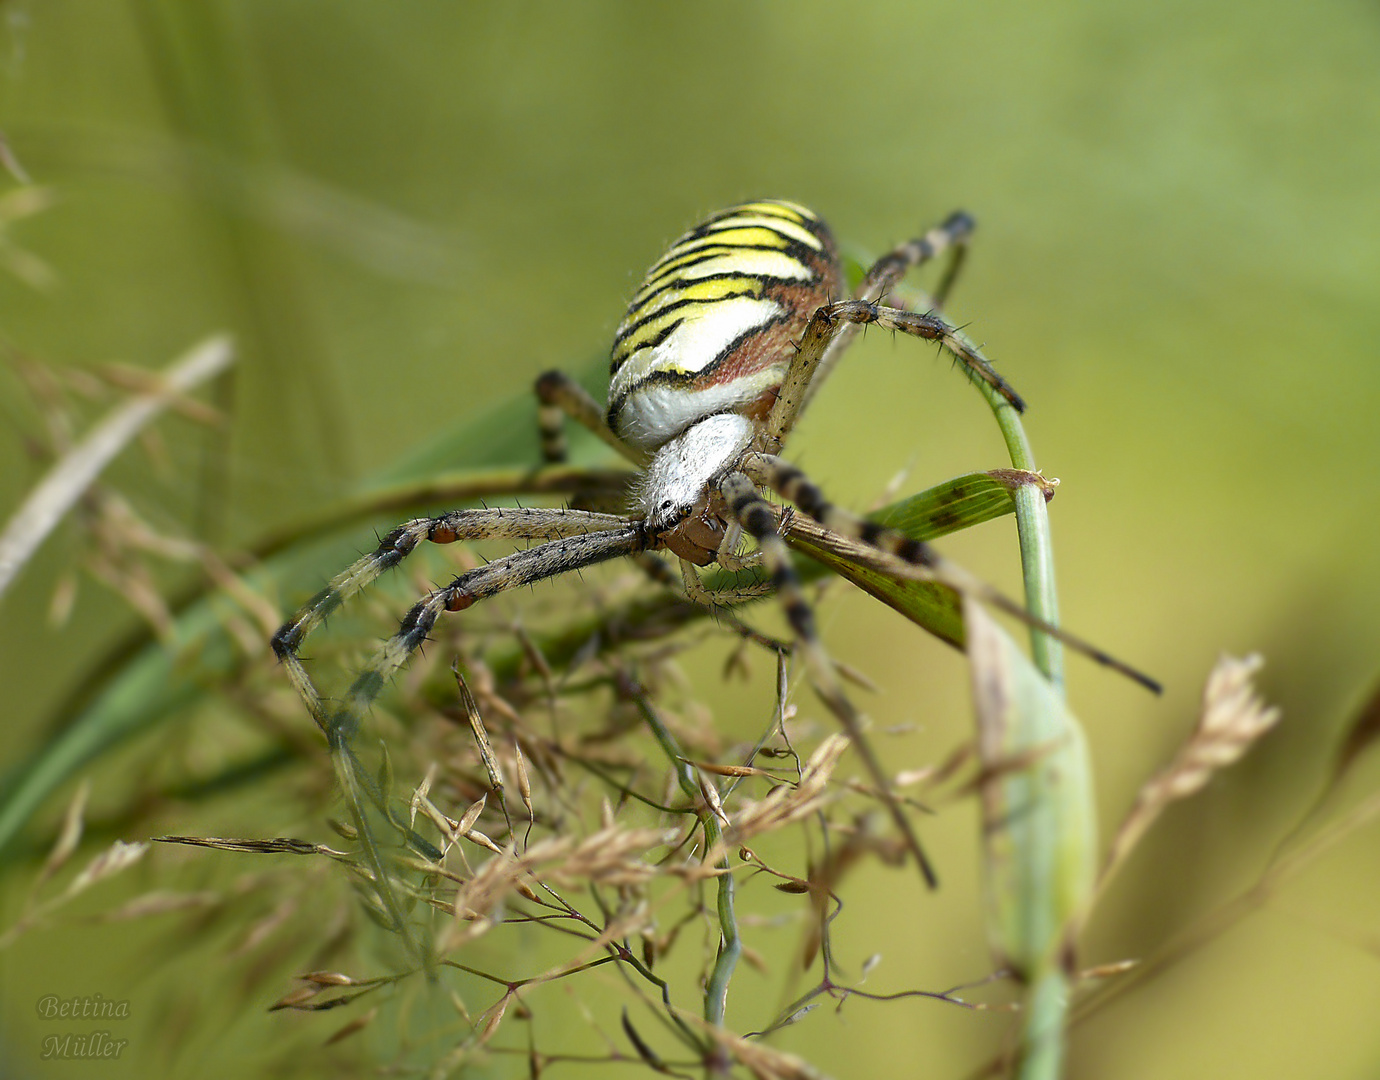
302;971;357;986
705;1025;835;1080
437;826;671;954
556;826;673;886
513;739;534;824
0;334;233;601
0;183;56;285
683;759;783;780
34;780;89;891
714;734;850;854
1332;678;1380;784
0;839;150;948
59;839;149;898
455;666;508;795
1102;653;1280;889
324;1005;378;1045
0;136;35;184
90;890;222;922
155;835;350;857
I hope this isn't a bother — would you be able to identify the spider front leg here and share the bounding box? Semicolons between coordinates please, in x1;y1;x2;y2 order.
742;454;946;570
271;507;632;728
315;525;648;741
855;210;975;310
718;471;939;888
675;507;772;609
765;298;1026;454
784;211;981;433
534;369;647;466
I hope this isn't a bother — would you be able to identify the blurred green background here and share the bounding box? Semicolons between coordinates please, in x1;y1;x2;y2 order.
2;1;1379;1077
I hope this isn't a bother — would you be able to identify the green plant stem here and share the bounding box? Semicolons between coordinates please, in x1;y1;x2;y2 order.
980;384;1078;1080
985;392;1065;696
630;685;740;1035
1022;968;1069;1078
1013;485;1064;696
700;814;740;1031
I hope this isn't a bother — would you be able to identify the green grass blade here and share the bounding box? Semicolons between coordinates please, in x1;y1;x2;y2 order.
787;469;1041;647
870;469;1041;542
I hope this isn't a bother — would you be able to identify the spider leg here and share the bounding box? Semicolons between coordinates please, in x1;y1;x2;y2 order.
766;297;1025;453
271;507;633;721
764;212;1023;451
679;556;774;609
678;516;770;608
743;453;1162;693
628;548;770;611
718;470;939;888
744;453;950;569
781;212;976;430
713;521;754;572
534;370;648;466
855;210;974;309
629;549;681;589
312;525;649;740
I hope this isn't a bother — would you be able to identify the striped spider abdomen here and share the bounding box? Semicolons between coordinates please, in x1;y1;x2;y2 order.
607;200;841;452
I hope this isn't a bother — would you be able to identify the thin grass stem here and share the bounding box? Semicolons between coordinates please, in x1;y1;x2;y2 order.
978;382;1082;1080
625;679;741;1041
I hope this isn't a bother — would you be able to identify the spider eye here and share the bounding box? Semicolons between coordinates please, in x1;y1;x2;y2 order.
660;499;673;511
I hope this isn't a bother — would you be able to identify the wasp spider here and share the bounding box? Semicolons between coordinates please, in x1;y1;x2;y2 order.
273;200;1150;885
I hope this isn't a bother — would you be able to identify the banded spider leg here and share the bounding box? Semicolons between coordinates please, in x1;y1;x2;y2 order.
271;507;642;736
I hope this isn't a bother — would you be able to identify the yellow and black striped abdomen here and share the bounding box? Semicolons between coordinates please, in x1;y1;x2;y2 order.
607;200;840;451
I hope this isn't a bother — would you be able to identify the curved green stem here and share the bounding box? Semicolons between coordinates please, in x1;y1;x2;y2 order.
979;383;1080;1080
982;389;1065;696
701;814;741;1031
627;681;740;1035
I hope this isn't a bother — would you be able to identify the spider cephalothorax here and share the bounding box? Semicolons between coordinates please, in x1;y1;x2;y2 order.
273;200;1146;885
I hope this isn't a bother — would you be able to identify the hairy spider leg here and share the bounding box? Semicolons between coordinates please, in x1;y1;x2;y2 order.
767;303;1025;454
742;453;1162;694
856;211;975;308
271;507;633;729
678;554;776;609
314;525;649;740
718;470;940;888
534;369;648;466
801;210;976;418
